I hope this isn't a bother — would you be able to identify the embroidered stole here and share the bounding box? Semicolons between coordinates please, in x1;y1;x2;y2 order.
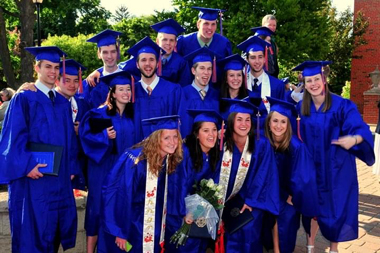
247;71;271;112
142;157;168;253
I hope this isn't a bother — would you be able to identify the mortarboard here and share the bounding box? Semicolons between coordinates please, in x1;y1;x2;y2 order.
185;47;218;82
151;18;185;36
100;70;132;88
142;115;180;134
222;98;258;115
251;26;275;37
25;46;67;63
128;36;165;59
87;29;122;48
187;109;222;126
266;96;297;120
237;36;271;54
281;77;289;85
217;54;247;71
292;61;332;77
192;6;225;21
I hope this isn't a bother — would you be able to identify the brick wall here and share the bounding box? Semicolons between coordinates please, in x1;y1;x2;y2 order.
351;0;380;123
363;91;380;124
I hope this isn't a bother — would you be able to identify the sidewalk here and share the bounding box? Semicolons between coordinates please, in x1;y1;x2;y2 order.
293;159;380;253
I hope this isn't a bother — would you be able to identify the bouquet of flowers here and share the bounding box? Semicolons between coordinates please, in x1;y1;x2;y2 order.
170;178;224;248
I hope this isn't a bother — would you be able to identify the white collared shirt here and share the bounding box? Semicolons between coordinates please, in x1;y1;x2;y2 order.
102;66;122;76
35;80;56;98
141;75;160;94
69;97;78;122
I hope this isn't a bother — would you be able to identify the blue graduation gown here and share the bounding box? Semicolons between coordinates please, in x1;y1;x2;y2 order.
165;146;220;253
298;94;375;242
216;138;280;253
0;90;79;252
83;68;110;109
179;85;220;137
262;136;319;253
79;106;135;236
134;78;183;142
99;148;168;253
177;32;232;60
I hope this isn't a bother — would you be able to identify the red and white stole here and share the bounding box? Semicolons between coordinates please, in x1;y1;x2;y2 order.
142;157;168;253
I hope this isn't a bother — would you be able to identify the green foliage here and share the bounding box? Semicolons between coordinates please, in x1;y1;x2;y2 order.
42;34;102;76
341;81;351;99
113;5;130;23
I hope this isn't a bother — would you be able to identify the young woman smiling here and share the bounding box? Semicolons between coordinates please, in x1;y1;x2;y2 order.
294;61;375;253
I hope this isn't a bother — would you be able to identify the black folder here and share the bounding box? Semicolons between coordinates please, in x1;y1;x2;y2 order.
89;118;113;133
28;142;63;176
222;194;254;234
189;219;214;239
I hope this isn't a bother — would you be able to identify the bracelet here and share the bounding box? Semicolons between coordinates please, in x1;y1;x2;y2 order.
353;135;358;145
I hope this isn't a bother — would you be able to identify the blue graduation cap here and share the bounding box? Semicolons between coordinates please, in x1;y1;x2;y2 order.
217;54;247;71
237;36;271;53
266;96;297;120
128;36;165;59
142;115;180;134
99;70;133;87
187;109;223;126
60;59;86;76
87;29;122;48
281;77;289;85
25;46;67;63
222;98;258;115
292;61;332;77
151;18;185;36
251;26;275;37
184;47;218;82
192;6;225;21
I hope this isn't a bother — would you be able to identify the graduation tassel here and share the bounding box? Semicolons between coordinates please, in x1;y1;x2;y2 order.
219;120;225;151
62;55;66;84
321;73;326;96
212;56;217;83
269;45;274;55
78;67;83;94
158;50;162;76
215;222;225;253
264;46;268;71
297;114;303;142
131;76;135;103
244;64;248;90
160;241;165;253
219;11;223;36
256;111;261;140
117;36;121;61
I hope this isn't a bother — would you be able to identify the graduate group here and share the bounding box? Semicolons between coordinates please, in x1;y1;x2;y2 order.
0;6;376;253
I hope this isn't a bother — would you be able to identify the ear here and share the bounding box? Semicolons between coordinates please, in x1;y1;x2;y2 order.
34;64;40;73
97;49;102;60
196;19;201;30
191;67;196;75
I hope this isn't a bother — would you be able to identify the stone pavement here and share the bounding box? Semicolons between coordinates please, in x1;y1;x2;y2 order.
293;159;380;253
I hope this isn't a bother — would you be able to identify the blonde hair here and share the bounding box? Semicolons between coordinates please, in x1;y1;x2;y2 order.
264;111;292;152
135;129;183;176
262;14;277;26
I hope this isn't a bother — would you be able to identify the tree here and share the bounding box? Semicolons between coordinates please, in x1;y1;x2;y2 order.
113;5;130;23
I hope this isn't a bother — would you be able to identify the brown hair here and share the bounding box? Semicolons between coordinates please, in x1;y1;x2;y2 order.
264;111;292;152
103;86;134;118
301;75;332;116
135;129;183;176
224;112;255;153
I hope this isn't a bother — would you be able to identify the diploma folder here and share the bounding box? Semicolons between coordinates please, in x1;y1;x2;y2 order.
89;118;113;133
28;143;63;176
222;194;254;234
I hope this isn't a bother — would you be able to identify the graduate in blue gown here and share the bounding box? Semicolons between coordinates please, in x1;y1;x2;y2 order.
180;47;220;137
176;7;232;60
0;46;80;252
261;97;319;253
218;54;249;119
99;115;183;253
83;29;123;108
294;61;375;253
128;37;183;142
215;99;280;253
237;36;284;101
79;70;135;252
165;109;222;253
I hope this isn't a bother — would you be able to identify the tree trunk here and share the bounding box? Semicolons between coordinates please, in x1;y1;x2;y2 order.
16;0;35;85
0;7;17;90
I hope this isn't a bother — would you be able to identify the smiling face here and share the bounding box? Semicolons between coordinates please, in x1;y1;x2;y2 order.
269;111;288;142
304;73;324;97
137;53;158;78
159;129;179;157
197;19;217;42
156;33;176;56
265;19;277;33
112;84;131;105
226;70;243;91
98;44;118;69
57;74;79;99
197;122;218;153
192;62;212;88
247;51;264;75
35;60;60;88
233;113;252;138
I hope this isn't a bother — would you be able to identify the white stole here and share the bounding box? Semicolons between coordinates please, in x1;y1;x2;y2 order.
247;71;271;113
142;157;168;253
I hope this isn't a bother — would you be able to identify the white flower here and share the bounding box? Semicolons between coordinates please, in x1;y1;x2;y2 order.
216;185;223;192
206;179;215;188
